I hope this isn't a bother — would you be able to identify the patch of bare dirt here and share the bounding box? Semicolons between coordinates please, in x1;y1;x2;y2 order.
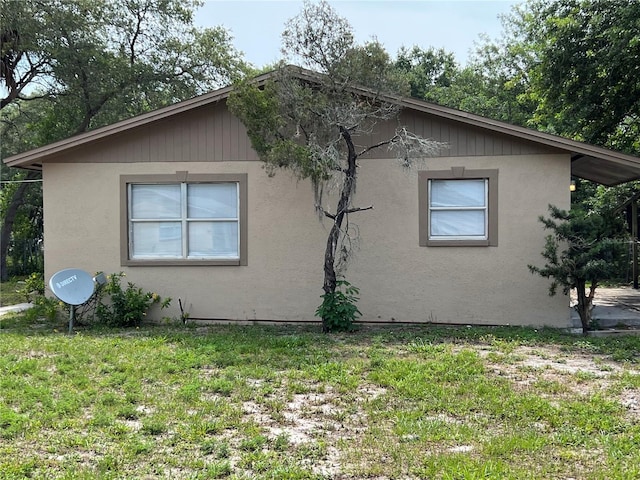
483;345;633;377
482;345;640;419
234;345;640;478
160;340;640;479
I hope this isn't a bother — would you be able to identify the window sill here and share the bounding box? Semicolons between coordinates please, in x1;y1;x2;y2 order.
122;258;243;266
425;239;492;247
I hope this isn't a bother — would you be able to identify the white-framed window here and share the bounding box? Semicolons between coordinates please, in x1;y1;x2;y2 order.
120;173;247;266
418;169;498;247
428;179;488;241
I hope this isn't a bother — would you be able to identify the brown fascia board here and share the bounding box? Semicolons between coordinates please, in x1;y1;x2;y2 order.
5;65;640;184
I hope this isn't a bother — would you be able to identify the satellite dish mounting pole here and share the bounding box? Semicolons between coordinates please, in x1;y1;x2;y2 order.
68;305;75;334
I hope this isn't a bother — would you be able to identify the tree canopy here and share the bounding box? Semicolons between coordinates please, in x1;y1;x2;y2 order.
0;0;248;280
1;0;247;135
515;0;640;151
401;0;640;156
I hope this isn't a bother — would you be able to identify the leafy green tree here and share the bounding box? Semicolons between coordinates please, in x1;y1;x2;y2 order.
0;0;248;281
229;1;444;332
393;40;536;127
396;1;640;157
511;0;640;284
529;205;628;334
464;32;540;127
511;0;640;150
0;100;48;278
394;46;460;100
466;0;640;286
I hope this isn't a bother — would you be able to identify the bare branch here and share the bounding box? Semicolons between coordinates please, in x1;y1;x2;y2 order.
389;126;448;168
343;205;374;215
358;134;399;157
315;204;336;220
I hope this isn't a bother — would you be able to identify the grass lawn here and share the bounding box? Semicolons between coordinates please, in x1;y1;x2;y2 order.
1;312;640;479
0;277;28;307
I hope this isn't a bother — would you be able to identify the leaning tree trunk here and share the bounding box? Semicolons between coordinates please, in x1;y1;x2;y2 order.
0;171;40;281
321;126;358;332
574;280;597;335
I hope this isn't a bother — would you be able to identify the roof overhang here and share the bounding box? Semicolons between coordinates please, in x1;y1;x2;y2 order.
397;97;640;187
4;67;640;186
570;154;640;186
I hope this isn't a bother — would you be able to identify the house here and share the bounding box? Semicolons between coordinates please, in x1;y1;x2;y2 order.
6;70;640;328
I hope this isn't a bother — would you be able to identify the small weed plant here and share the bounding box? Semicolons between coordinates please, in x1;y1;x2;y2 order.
316;279;361;332
25;295;61;322
96;272;170;327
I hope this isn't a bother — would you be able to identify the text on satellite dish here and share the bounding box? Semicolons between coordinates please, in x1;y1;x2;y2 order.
56;274;78;289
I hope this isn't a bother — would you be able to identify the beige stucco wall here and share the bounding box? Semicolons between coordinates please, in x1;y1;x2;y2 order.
351;154;570;327
42;152;571;328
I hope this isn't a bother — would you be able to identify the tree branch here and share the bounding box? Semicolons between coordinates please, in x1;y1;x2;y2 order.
315;204;336;220
343;205;374;215
357;134;399;157
0;58;42;110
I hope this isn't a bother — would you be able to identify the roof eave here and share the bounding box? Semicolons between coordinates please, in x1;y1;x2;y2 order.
5;67;640;186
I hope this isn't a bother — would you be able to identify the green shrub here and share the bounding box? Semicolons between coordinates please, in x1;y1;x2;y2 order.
23;295;61;323
96;273;170;327
19;272;45;302
315;279;361;332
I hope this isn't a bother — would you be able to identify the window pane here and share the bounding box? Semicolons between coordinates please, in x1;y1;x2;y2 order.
431;210;486;237
131;185;181;219
188;183;237;219
131;222;182;257
188;221;238;257
431;180;485;207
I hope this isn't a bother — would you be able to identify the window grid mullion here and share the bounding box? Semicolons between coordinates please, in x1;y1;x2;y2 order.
430;206;486;211
128;184;133;257
186;217;239;221
484;178;489;236
181;183;188;258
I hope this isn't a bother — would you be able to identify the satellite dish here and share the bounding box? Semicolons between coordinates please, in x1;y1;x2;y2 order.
49;268;95;306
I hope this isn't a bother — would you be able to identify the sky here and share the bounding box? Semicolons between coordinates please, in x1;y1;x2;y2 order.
194;0;521;68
